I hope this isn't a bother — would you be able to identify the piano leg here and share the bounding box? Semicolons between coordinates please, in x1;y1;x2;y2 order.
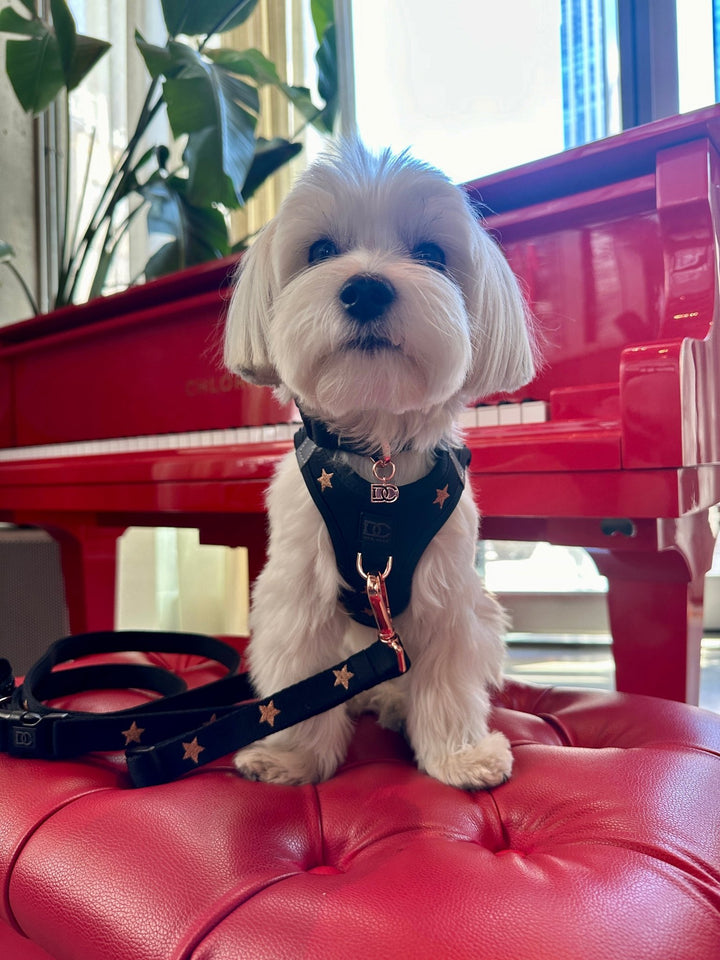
588;512;717;704
46;522;126;635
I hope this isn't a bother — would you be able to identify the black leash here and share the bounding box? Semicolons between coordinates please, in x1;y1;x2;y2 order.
0;626;409;788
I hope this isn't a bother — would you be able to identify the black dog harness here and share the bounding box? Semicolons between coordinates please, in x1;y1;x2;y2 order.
295;418;471;626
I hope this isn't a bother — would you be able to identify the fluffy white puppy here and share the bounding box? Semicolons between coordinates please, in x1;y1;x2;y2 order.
224;141;536;788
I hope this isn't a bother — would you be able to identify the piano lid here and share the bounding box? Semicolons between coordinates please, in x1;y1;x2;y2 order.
463;103;720;215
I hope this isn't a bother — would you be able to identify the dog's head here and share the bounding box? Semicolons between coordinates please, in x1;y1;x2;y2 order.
225;141;536;450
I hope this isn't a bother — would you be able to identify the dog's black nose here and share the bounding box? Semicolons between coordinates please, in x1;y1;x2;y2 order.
339;274;395;322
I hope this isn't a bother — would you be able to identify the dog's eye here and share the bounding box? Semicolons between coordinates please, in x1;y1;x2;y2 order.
308;238;339;264
412;242;446;271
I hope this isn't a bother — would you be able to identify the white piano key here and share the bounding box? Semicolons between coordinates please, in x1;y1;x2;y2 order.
458;408;478;429
520;400;549;424
498;404;523;425
275;423;297;441
0;416;313;462
475;406;500;427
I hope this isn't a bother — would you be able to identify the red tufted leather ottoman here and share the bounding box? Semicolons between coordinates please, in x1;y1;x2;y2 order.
1;653;719;960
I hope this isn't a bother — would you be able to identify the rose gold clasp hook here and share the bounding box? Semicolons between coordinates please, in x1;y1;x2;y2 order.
356;554;408;673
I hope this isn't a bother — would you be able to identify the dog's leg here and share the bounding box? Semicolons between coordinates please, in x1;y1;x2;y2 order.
402;491;513;790
235;586;354;785
234;455;355;785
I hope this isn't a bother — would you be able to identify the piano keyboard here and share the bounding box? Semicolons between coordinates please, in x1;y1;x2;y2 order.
0;423;302;462
0;402;548;462
459;400;548;429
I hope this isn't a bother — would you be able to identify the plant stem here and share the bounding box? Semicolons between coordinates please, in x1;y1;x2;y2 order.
61;80;164;304
3;261;40;316
198;0;256;51
58;93;71;291
66;125;96;280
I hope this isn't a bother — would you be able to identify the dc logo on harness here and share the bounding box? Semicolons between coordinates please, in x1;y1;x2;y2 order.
361;517;392;544
13;728;35;750
370;483;399;504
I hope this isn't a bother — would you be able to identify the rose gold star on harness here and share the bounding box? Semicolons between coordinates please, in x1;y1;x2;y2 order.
317;468;334;491
121;721;145;745
259;700;281;727
433;484;450;509
182;737;205;764
333;665;354;690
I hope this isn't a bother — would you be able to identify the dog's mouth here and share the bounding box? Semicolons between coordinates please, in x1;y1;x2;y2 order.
344;334;400;353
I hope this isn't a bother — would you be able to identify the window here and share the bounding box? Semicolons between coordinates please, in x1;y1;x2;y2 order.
351;0;570;182
349;0;720;181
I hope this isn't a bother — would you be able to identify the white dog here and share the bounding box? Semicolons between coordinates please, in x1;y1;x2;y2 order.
224;141;536;789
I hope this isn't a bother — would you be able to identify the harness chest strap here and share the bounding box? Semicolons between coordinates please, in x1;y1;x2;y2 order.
295;427;471;627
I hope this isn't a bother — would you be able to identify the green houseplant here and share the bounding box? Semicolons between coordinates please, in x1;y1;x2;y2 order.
0;0;337;315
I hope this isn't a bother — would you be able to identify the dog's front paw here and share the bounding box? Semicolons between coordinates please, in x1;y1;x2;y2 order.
421;731;513;790
233;743;329;785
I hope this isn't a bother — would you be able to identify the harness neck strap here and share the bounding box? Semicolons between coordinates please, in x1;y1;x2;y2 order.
297;407;377;456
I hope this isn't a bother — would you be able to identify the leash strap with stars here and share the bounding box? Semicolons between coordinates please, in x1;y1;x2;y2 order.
0;613;410;788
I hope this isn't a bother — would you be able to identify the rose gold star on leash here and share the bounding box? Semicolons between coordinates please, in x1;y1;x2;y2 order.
259;700;281;727
182;737;205;764
333;665;354;690
121;721;145;745
317;468;334;491
433;484;450;509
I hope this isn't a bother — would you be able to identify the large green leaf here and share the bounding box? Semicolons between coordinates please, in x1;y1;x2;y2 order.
182;126;242;209
1;5;109;112
49;0;75;82
161;0;259;39
63;33;110;91
160;43;259;206
207;48;327;131
206;46;281;85
0;7;45;37
315;22;337;132
5;32;64;114
310;0;333;45
241;137;302;201
142;174;230;280
135;32;175;80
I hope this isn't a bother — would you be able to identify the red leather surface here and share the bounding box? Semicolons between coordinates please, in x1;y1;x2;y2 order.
1;656;719;960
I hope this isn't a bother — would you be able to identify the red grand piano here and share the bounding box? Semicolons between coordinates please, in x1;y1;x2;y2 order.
2;107;719;704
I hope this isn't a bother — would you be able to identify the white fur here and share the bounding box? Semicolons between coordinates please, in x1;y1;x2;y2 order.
224;142;536;789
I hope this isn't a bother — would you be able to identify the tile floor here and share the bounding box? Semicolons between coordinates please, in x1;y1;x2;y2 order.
504;634;720;713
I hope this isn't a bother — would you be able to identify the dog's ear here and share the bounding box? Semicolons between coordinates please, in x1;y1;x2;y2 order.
462;223;538;400
224;220;281;386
